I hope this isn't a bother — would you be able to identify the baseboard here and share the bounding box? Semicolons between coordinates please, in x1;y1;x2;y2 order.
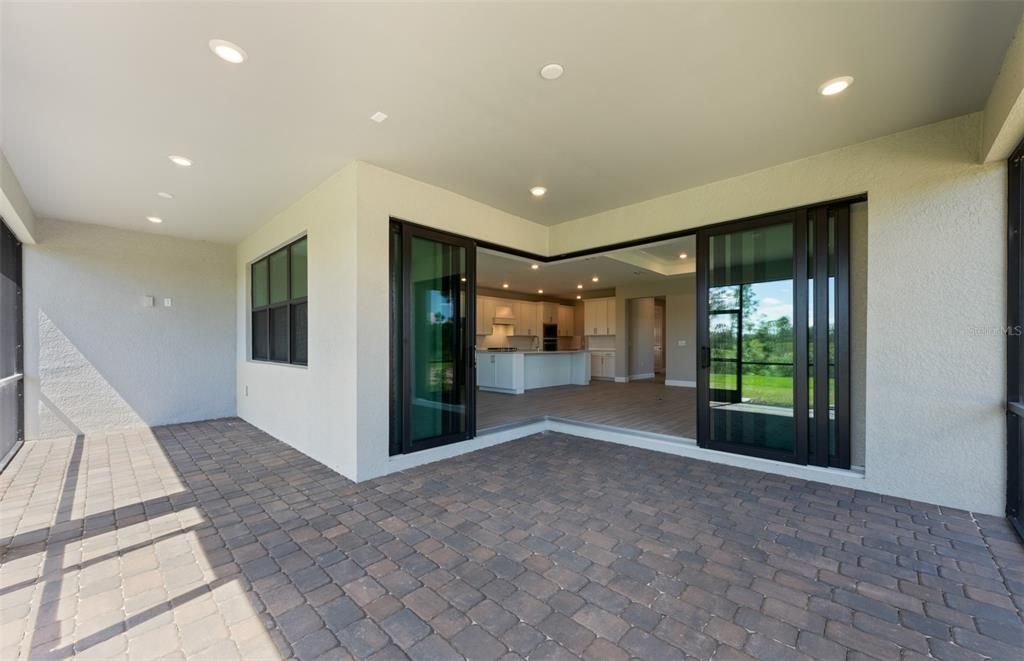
665;379;696;388
614;376;628;383
628;373;656;380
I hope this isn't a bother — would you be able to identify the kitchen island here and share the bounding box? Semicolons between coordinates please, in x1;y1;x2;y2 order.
476;350;590;394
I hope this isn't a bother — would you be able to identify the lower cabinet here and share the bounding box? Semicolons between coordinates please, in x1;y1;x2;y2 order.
589;351;616;379
477;353;518;390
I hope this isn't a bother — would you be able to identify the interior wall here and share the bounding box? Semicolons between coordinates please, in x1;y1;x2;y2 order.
614;277;697;386
236;163;359;478
23;219;235;439
550;113;1005;515
627;298;655;378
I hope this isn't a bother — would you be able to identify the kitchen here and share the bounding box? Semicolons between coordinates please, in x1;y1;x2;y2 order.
475;293;617;394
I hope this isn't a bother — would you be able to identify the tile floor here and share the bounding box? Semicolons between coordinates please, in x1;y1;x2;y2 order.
1;419;1022;660
477;377;697;438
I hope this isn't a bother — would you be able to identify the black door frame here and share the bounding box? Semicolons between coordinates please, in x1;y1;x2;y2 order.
695;204;852;468
1007;139;1024;540
0;217;24;471
389;218;477;455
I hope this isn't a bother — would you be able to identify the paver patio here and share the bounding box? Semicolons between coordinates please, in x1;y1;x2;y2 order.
1;418;1022;660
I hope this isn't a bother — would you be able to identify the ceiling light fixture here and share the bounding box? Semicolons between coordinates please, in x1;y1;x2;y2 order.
370;111;388;123
540;63;564;80
531;264;540;270
818;76;854;96
576;295;582;300
502;283;509;288
157;191;174;199
530;186;547;197
168;155;192;167
576;284;583;289
146;216;163;224
592;276;599;282
679;253;688;259
538;289;544;294
460;277;467;282
209;39;247;64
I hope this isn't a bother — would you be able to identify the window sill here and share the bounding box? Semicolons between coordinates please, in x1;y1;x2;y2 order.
246;360;309;370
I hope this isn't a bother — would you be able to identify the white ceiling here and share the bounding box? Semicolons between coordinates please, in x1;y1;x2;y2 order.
478;235;696;299
3;2;1021;243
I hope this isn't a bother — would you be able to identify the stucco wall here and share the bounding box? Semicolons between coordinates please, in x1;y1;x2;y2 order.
550;113;1004;514
354;162;549;481
23;219;235;439
235;164;360;479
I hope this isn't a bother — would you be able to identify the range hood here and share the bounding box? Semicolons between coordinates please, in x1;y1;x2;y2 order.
492;316;516;325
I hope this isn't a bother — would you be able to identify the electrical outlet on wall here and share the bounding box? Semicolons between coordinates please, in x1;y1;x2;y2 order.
163;298;173;307
677;339;687;347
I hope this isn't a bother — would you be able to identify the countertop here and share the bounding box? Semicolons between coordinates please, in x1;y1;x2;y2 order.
475;350;586;354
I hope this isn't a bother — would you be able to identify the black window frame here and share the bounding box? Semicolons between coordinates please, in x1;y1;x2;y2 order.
251;236;308;366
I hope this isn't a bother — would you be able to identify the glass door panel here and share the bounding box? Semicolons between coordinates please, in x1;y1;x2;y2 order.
390;221;476;455
700;218;797;459
0;220;23;468
698;205;850;467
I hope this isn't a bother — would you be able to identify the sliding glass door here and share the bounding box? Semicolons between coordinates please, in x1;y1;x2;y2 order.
697;206;850;467
390;220;476;455
0;219;23;469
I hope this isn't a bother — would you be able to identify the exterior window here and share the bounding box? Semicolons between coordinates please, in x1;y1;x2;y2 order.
251;237;307;365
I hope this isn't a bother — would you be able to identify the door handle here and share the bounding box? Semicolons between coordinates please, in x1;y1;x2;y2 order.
701;346;711;369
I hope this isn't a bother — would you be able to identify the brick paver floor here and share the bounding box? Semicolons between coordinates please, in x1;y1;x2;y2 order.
1;418;1022;660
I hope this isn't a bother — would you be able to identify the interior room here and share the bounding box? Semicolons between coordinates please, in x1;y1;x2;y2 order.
474;237;699;437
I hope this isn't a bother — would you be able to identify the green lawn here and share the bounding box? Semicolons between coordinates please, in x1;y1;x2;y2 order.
710;373;835;408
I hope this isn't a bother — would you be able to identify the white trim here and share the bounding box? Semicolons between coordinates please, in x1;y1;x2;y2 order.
380;420;545;476
665;379;696;388
614;376;628;383
628;372;656;380
378;418;866;493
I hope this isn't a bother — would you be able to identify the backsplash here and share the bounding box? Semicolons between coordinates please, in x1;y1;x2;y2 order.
587;335;616;350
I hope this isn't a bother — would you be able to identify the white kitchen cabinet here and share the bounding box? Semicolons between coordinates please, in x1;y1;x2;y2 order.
584;298;616;336
477;352;517;390
477;352;496;386
557;305;575;336
589;351;616;379
514;301;540;337
541;302;559;326
476;296;497;335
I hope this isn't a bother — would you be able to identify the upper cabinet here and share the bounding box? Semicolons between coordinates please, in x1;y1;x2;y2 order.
541;302;559;326
513;301;540;337
557;305;575;337
583;298;617;336
476;296;497;335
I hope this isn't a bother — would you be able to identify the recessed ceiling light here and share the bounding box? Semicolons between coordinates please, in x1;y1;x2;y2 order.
146;216;163;224
540;63;564;80
502;283;509;288
157;191;174;199
576;295;582;300
370;111;388;123
209;39;247;64
530;186;547;197
679;253;688;259
818;76;854;96
168;155;192;167
592;276;599;282
576;284;583;289
537;289;544;294
531;264;540;270
460;277;467;282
